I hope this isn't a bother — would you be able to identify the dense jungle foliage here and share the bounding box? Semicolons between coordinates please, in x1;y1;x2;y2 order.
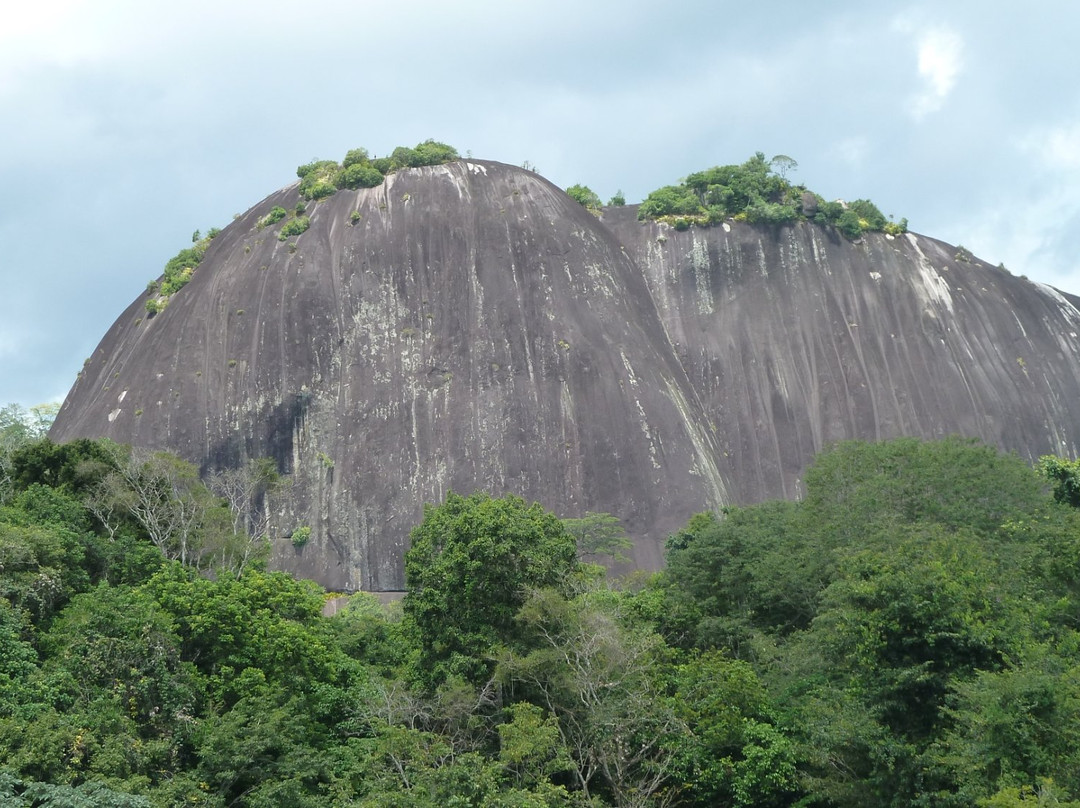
2;405;1080;806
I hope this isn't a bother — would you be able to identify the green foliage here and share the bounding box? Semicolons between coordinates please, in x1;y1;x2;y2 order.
294;140;458;204
502;586;686;806
884;216;909;236
661;437;1080;807
565;184;602;210
814;199;845;225
0;771;152;807
836;208;864;239
278;216;310;241
159;244;203;295
342;147;370;168
290;525;311;548
297;160;339;200
387;140;459;172
259;206;288;228
744;199;798;226
338;162;384;189
403;491;577;687
1038;455;1080;508
6;433;1080;806
638;152;904;237
608;189;626;206
561;511;632;563
144;563;341;704
638;184;703;219
40;584;202;741
669;650;798;807
848;198;887;230
1;405;58;466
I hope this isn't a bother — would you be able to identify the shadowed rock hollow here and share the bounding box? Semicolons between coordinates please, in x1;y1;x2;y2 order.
51;159;1080;590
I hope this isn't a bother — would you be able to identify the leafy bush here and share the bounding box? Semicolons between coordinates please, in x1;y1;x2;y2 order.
608;189;626;206
157;243;206;296
259;206;288;228
837;209;864;239
296;159;335;179
814;199;844;225
290;526;311;548
638;184;703;219
745;200;799;226
849;198;887;231
413;139;459;165
278;216;310;241
638;152;905;237
338;163;384;189
565;184;602;210
302;180;336;200
342;147;370;168
390;146;421;170
884;217;909;236
297;160;339;200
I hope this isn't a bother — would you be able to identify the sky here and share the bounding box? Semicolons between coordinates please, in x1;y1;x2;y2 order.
2;0;1079;407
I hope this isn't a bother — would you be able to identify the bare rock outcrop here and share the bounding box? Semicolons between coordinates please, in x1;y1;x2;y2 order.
51;160;1080;589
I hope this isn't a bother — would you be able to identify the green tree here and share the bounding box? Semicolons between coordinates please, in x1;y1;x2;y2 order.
637;184;703;219
338;162;384;189
0;771;152;807
502;587;686;807
565;184;601;210
769;154;798;180
670;650;799;807
1038;455;1080;508
403;492;578;688
561;511;632;563
342;147;370;168
144;563;341;705
849;198;887;231
836;208;864;239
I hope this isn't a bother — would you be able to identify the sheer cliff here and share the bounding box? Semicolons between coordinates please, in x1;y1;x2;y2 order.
50;160;1080;589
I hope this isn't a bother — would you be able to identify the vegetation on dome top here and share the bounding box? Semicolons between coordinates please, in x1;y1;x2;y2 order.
296;138;460;201
140;140;459;315
638;152;908;238
565;184;603;211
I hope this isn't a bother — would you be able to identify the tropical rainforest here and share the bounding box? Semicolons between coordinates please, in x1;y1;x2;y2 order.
3;402;1080;807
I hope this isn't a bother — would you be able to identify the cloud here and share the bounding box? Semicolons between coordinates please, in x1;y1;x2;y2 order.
1023;121;1080;172
828;137;870;171
907;27;964;118
0;329;21;360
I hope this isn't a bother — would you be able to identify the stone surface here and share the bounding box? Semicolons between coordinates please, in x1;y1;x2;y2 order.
51;160;1080;589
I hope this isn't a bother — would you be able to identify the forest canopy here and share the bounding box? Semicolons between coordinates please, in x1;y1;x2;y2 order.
1;425;1079;807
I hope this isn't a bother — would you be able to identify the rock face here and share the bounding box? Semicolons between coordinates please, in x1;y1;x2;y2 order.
51;160;1080;589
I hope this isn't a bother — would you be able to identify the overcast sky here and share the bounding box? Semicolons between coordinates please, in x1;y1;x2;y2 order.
2;0;1078;406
